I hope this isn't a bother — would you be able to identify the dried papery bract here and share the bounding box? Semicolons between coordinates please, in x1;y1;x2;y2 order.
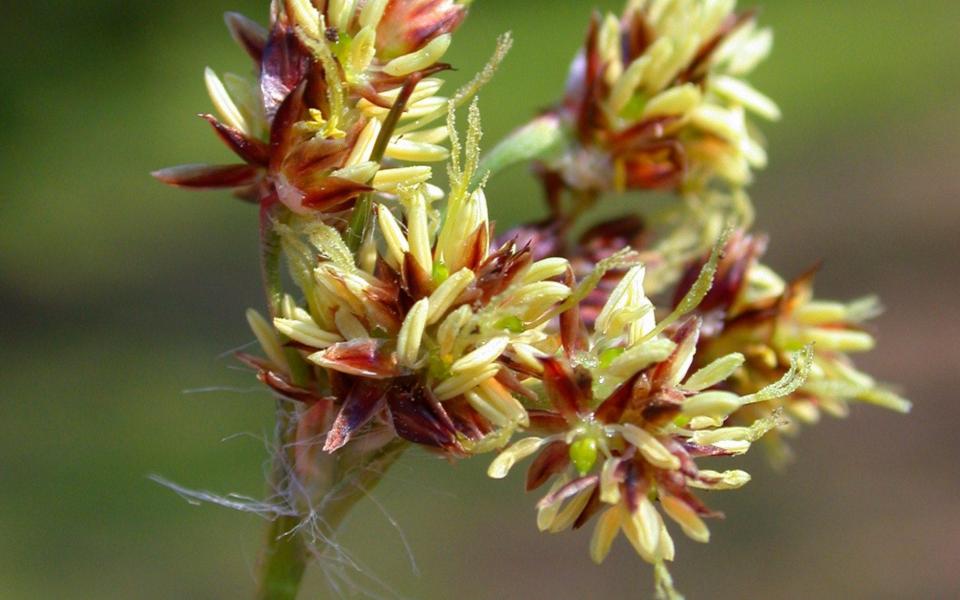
153;1;908;598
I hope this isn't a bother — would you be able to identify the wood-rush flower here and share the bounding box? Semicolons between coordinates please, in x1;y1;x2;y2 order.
481;0;778;293
153;0;478;214
487;252;811;599
255;101;571;455
552;0;777;198
481;0;776;250
675;230;912;463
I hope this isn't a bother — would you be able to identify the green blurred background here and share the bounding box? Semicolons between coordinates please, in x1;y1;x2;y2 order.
2;1;958;598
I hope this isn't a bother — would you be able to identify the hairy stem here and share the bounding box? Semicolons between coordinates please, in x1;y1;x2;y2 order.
256;207;408;599
257;512;308;600
259;204;285;318
256;207;309;600
319;440;408;532
256;438;408;600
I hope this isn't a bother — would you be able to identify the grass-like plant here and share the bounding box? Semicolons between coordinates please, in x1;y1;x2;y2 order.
154;1;909;598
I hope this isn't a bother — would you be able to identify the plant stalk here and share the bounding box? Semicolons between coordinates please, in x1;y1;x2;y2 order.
256;205;309;599
255;438;408;600
255;203;408;599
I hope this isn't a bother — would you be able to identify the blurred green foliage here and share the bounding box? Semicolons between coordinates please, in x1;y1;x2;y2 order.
2;1;958;598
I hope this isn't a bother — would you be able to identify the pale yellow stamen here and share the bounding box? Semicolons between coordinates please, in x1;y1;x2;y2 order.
330;161;379;183
433;364;499;401
511;343;546;374
595;265;656;344
600;458;622;504
688;469;752;490
507;281;572;320
287;0;320;39
376;203;409;266
684;352;745;391
246;309;287;370
405;190;433;273
466;390;510;428
624;496;664;561
327;0;355;32
691;104;745;143
682;391;742;419
359;0;389;29
711;75;781;121
426;268;475;324
334;307;369;340
642;83;702;119
607;339;676;378
383;34;452;77
549;488;594;533
478;378;528;426
590;505;624;564
205;67;249;134
402;125;449;145
450;336;509;373
273;317;342;349
372;166;432;192
608;55;651;115
347;25;377;79
536;476;569;531
661;495;710;543
487;437;544;479
522;257;570;284
798;328;875;352
385;138;450;162
345;118;382;168
620;424;680;470
396;298;430;368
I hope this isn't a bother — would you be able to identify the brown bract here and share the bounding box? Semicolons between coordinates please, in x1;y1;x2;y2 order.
376;0;466;59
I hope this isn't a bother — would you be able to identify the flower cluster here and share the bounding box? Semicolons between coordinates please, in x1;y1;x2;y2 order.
486;255;811;598
154;0;472;212
485;0;775;223
673;230;911;463
257;103;573;459
155;1;908;598
552;0;777;199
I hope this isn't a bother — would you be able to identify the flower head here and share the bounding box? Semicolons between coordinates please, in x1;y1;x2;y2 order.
244;102;574;458
675;230;911;462
153;0;470;213
553;0;777;198
487;255;811;597
481;0;778;295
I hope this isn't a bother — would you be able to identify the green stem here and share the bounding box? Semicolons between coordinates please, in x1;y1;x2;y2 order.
556;189;600;254
256;207;309;600
320;440;408;530
256;397;308;600
255;207;408;599
255;440;408;600
257;513;308;600
259;204;285;318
